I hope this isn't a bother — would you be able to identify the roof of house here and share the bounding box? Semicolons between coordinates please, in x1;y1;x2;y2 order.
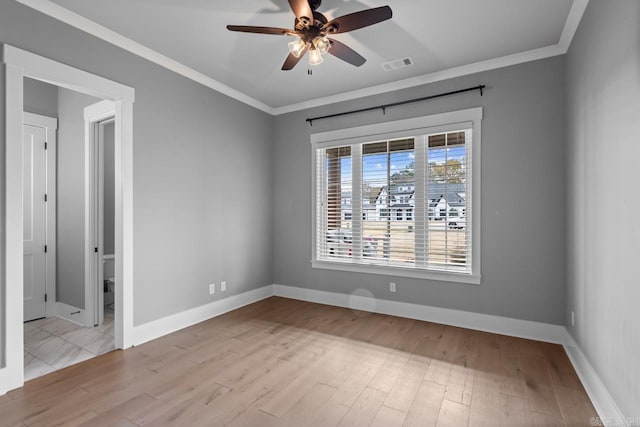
376;183;466;207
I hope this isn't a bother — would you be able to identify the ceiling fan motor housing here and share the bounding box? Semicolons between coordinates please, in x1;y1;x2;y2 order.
308;0;322;11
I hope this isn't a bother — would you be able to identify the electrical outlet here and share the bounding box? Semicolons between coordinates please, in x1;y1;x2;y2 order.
571;310;575;327
390;282;396;293
209;283;215;295
221;281;227;292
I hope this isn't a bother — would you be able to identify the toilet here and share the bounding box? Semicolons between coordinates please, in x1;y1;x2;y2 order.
103;254;115;308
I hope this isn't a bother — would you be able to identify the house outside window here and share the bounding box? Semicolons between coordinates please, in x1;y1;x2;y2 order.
312;108;482;284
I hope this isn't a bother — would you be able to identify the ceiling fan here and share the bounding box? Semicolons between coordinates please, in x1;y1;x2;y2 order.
227;0;392;70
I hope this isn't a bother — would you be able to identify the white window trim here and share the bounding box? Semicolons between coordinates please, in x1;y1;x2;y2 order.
310;108;482;285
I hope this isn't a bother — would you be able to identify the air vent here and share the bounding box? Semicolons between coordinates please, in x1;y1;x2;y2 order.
381;57;414;72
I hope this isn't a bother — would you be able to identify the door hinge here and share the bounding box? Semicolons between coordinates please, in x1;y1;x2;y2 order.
44;245;48;253
44;142;48;150
94;247;98;253
45;293;48;302
44;194;48;202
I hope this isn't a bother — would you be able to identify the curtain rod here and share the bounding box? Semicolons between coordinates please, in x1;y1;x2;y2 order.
306;84;485;126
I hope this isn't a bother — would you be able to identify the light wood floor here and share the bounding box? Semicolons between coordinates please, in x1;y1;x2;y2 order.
1;297;597;426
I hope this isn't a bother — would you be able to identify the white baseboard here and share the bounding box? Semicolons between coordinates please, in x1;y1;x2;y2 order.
563;333;628;427
0;366;22;396
130;285;274;346
273;284;566;344
56;302;87;327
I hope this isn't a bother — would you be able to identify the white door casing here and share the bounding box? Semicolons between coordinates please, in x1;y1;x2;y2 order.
2;44;135;394
85;102;115;328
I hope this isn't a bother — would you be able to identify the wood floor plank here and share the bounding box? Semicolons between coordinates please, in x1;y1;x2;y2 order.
436;399;470;427
77;393;155;427
554;384;599;426
371;405;407;427
404;380;445;427
499;393;527;427
468;331;503;427
384;358;429;412
498;335;527;398
278;382;337;425
307;400;351;427
329;348;387;408
338;387;388;427
367;351;411;394
444;328;478;405
227;408;278;427
6;297;596;427
544;344;584;390
424;326;463;386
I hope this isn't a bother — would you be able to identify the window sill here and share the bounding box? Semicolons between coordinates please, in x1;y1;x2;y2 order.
311;259;481;285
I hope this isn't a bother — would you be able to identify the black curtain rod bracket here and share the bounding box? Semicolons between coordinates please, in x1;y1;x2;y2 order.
306;84;485;126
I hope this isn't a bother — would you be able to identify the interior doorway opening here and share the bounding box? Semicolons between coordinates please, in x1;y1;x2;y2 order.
21;82;119;381
2;44;135;394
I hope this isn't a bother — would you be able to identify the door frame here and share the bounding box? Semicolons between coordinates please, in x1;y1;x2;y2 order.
23;112;58;319
84;101;115;328
1;44;135;394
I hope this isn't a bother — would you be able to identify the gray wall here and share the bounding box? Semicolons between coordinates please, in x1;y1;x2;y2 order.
273;56;567;324
566;0;640;418
103;122;115;256
56;87;100;309
23;77;58;118
0;0;273;344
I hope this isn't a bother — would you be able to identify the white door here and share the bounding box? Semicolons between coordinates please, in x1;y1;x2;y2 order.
23;124;48;321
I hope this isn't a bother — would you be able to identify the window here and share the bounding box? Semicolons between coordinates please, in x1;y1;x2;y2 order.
312;108;481;284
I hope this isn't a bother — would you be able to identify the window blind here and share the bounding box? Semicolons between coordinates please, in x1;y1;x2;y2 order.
316;129;472;275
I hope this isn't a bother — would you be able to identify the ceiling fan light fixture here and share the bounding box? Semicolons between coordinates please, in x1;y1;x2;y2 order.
313;36;330;55
308;47;324;65
227;2;393;71
288;38;307;58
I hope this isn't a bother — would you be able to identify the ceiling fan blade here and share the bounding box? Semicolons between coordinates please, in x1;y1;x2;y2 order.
327;39;366;67
288;0;313;27
323;6;392;34
226;25;295;36
282;45;309;70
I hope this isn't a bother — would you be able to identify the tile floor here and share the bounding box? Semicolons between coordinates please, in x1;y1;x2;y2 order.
23;306;115;381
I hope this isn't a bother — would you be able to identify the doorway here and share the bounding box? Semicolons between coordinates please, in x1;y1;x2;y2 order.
21;85;119;381
1;44;135;394
85;100;117;329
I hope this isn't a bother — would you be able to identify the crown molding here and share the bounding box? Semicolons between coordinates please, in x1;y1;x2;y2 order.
558;0;590;52
15;0;275;114
16;0;588;116
272;44;565;115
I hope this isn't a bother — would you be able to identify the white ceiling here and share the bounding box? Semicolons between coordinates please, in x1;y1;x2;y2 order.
23;0;585;113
